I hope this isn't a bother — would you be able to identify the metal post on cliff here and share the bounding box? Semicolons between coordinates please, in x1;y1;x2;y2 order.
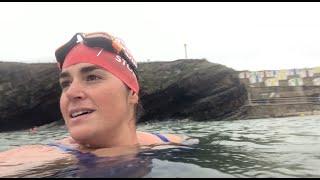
184;43;188;59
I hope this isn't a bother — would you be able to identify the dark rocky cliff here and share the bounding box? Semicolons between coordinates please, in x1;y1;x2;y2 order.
0;62;62;132
0;59;247;132
138;59;247;122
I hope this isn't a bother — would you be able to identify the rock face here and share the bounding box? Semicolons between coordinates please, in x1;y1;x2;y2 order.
0;62;62;132
0;59;247;132
137;59;247;122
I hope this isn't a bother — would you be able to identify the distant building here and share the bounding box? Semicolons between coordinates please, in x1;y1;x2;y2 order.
288;78;304;86
288;69;298;76
249;71;263;84
313;78;320;86
265;78;279;87
313;67;320;74
297;69;308;78
276;70;288;80
265;70;277;78
307;68;314;77
238;66;320;87
238;71;250;79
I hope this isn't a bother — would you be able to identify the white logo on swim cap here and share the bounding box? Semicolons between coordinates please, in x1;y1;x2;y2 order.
114;55;134;75
97;48;103;56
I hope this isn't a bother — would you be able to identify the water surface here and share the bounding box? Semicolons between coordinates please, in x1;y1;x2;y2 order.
1;115;320;177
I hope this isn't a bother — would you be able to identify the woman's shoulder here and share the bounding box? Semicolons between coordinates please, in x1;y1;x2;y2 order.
161;133;185;143
0;136;80;160
0;144;70;159
136;131;185;145
0;144;72;176
0;142;78;177
55;136;79;146
0;144;51;156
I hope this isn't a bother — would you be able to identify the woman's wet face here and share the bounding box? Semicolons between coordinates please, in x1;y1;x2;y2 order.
59;63;133;144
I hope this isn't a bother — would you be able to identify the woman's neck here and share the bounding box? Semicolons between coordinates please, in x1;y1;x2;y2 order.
80;119;138;149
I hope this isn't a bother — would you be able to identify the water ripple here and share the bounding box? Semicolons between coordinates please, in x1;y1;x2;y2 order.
1;115;320;177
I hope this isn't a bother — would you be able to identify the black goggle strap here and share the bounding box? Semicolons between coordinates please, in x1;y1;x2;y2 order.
118;50;139;80
55;33;84;68
82;36;116;54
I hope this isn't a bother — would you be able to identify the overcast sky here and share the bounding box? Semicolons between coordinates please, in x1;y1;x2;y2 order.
0;2;320;71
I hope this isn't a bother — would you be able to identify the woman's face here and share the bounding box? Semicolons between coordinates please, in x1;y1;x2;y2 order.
59;63;137;145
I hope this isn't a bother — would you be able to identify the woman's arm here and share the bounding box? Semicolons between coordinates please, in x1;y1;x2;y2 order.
0;145;72;177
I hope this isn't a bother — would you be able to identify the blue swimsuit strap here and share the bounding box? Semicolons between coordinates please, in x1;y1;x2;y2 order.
47;143;80;153
152;133;170;143
47;142;98;167
47;133;170;153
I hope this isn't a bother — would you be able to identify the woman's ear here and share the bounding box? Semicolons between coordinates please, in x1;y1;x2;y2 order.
128;90;139;104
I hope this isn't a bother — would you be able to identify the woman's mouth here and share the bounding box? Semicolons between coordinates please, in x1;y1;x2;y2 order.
69;108;96;122
70;110;95;118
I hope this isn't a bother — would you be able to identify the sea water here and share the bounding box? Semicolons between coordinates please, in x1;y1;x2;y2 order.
1;115;320;178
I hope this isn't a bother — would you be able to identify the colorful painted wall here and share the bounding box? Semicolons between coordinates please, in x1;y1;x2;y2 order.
238;67;320;87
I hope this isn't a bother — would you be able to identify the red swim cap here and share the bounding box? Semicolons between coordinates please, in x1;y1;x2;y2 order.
62;43;139;93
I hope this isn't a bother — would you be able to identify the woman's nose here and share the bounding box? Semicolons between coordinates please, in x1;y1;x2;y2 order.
65;81;86;100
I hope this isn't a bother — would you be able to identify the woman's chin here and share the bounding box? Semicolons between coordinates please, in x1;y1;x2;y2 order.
69;127;95;144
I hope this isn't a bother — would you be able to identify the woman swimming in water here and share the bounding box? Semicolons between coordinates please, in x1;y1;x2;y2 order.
0;32;184;177
54;32;183;149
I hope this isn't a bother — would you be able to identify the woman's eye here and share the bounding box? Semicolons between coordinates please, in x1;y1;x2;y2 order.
60;81;70;89
87;75;101;81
